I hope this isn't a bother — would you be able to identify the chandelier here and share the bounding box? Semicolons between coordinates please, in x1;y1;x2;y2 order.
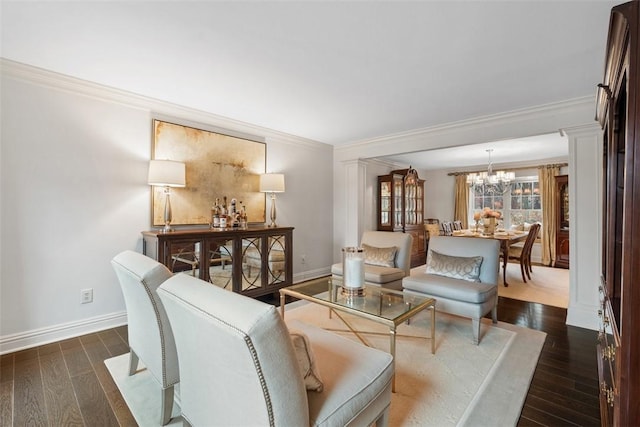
466;149;515;191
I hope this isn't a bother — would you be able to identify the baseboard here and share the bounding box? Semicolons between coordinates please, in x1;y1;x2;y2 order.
293;267;331;283
566;303;599;331
0;311;128;355
1;270;331;355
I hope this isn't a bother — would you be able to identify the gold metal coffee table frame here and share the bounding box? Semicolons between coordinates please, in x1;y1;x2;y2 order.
280;276;436;392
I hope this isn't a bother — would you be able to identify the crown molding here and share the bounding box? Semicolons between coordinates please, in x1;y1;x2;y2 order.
335;95;597;162
0;58;328;151
365;157;409;170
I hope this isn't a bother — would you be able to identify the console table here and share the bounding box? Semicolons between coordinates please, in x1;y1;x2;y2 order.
142;226;293;298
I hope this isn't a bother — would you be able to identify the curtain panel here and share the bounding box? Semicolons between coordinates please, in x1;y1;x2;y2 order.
454;174;469;229
538;165;560;266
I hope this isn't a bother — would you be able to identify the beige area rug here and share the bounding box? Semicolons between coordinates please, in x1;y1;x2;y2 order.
105;302;545;427
498;262;569;308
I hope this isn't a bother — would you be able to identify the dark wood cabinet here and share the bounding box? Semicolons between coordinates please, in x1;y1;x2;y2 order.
554;175;570;269
596;2;640;425
377;167;425;268
142;226;293;299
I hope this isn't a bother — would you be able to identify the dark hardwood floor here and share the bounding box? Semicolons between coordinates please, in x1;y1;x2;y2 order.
0;296;599;426
499;297;600;426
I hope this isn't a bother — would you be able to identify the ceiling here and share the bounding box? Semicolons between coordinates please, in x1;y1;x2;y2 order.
380;132;569;172
1;1;614;167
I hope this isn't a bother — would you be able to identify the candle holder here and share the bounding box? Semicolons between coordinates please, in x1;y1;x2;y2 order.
341;247;365;297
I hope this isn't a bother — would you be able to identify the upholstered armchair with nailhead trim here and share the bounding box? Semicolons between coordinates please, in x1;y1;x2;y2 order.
158;272;393;427
111;250;180;425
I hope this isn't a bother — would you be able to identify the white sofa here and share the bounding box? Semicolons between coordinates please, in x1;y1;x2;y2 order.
157;271;394;426
331;231;413;290
402;236;500;345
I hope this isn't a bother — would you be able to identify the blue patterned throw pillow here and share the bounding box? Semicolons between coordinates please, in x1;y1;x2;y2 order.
426;250;483;282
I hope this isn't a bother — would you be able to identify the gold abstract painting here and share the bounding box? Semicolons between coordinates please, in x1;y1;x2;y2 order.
152;119;266;226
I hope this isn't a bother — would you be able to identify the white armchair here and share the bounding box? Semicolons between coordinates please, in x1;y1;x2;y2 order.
331;231;413;290
111;250;179;425
402;236;500;344
158;272;393;427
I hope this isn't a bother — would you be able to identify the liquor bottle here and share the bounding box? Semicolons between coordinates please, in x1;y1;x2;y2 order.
219;196;228;228
230;198;237;215
211;198;220;228
239;202;248;229
221;196;228;216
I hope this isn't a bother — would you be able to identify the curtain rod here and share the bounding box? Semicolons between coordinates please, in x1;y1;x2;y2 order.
447;162;568;176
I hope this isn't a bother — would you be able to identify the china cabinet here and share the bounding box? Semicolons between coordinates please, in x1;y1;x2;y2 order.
554;175;570;269
595;1;640;425
377;167;425;267
142;226;293;299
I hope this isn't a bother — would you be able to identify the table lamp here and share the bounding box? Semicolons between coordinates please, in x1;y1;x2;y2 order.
259;173;285;227
148;159;186;232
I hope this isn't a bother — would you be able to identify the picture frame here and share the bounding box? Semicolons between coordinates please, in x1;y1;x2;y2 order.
151;118;266;227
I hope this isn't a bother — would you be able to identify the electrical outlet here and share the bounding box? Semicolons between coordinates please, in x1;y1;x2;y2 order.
301;254;306;264
81;288;93;304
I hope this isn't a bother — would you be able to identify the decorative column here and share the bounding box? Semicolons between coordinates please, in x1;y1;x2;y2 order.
561;123;603;330
342;160;367;247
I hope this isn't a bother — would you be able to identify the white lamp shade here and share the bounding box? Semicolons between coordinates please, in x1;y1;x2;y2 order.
259;173;285;193
148;160;186;187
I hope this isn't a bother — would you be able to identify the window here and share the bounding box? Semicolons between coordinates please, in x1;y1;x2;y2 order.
470;177;540;229
509;180;541;226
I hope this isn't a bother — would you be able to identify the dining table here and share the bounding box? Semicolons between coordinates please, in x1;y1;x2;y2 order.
449;228;529;287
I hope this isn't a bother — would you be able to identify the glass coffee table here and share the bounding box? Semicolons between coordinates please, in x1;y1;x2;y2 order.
280;276;436;392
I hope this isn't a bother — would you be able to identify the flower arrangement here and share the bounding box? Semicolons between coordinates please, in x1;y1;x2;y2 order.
474;207;502;220
474;208;501;235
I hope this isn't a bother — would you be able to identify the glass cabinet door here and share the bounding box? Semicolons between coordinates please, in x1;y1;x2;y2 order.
393;177;403;228
403;168;422;226
416;184;423;224
379;181;391;227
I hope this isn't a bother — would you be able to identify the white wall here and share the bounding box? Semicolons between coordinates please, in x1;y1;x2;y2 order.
332;159;393;262
423;170;455;221
0;61;333;353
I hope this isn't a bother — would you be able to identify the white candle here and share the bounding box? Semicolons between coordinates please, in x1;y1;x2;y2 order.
344;257;365;288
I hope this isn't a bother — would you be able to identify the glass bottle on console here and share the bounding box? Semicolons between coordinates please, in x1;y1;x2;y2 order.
218;196;228;228
211;198;220;228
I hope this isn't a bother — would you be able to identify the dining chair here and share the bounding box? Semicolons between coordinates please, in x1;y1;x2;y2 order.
424;223;442;240
452;220;463;231
441;221;454;236
506;223;541;283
